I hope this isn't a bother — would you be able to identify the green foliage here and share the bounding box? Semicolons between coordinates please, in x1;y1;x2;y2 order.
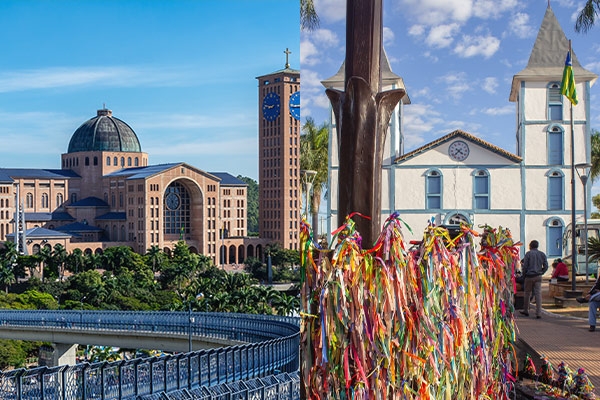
237;176;259;235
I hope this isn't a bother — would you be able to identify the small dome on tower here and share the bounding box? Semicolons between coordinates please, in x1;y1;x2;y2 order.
67;109;142;153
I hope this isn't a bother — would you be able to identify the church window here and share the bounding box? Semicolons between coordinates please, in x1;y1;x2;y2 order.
546;218;564;257
473;170;490;210
425;169;442;209
26;193;33;208
119;192;123;207
114;157;118;166
135;157;139;166
56;193;63;207
71;193;77;204
85;157;89;166
121;157;125;167
547;170;564;210
547;125;564;165
163;181;191;235
547;83;563;121
127;157;132;166
111;194;116;207
94;157;98;166
107;157;111;166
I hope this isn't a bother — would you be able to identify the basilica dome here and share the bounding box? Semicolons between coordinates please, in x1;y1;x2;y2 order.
67;109;142;153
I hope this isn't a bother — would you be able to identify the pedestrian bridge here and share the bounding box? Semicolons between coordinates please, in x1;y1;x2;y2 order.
0;310;300;399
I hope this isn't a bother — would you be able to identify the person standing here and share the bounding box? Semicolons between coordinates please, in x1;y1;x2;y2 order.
520;240;549;318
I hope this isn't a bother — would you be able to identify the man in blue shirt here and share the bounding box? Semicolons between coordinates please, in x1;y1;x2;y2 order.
519;240;549;319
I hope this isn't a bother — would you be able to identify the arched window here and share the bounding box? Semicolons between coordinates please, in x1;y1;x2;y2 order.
56;193;63;207
135;157;139;166
93;156;98;166
85;157;90;166
547;124;564;165
546;218;564;257
547;170;564;210
71;193;77;204
114;156;118;166
445;212;470;226
26;193;34;208
127;157;132;166
547;82;563;121
107;156;111;166
121;157;125;167
473;169;490;210
425;169;442;209
163;181;191;235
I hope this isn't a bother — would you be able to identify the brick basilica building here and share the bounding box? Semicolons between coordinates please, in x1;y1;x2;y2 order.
0;108;266;264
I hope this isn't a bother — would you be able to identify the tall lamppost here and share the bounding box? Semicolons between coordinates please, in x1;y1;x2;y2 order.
188;293;204;352
576;163;592;283
300;170;317;219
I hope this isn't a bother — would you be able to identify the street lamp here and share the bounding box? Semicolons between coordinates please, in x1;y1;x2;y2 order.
576;162;592;283
188;293;204;352
300;170;317;218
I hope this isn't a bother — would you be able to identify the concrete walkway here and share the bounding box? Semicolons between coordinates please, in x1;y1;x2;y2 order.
516;282;599;390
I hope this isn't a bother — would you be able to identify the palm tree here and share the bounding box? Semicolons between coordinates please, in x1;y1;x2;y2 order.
38;245;53;282
300;118;329;238
145;245;163;273
52;244;68;281
590;129;600;182
575;0;600;33
300;0;319;31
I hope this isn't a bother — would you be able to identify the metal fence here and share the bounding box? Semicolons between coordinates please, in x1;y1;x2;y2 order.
0;311;300;399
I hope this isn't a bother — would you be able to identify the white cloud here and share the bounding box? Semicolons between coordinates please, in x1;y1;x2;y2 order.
508;12;535;38
314;0;346;23
130;112;254;130
301;28;340;67
482;77;498;94
383;27;395;47
584;61;600;75
408;24;425;37
426;23;460;48
453;35;500;58
480;105;514;116
472;0;519;19
398;0;474;25
0;65;231;93
402;103;445;149
301;40;320;67
437;72;471;100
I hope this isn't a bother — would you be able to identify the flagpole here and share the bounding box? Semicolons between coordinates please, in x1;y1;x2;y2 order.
568;39;577;292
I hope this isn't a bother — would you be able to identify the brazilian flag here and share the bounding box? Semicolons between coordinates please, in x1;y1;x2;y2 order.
560;51;578;105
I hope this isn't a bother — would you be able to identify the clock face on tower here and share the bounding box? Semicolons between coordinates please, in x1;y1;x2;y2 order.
165;192;180;210
289;91;300;120
262;92;281;121
448;140;470;161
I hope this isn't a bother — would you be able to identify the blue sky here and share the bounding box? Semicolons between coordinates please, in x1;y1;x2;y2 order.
301;0;600;194
0;0;299;181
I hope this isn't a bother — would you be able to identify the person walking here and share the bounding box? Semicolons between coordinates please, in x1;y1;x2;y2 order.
519;240;548;319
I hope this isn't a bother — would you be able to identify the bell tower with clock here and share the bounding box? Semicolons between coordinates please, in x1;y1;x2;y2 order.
256;49;300;250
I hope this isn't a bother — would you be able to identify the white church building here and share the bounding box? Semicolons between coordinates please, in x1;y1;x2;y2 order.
324;5;597;260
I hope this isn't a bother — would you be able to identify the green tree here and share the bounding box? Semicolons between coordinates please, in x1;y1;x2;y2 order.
52;244;68;281
237;176;259;235
300;118;329;237
0;241;18;293
590;129;600;182
145;245;164;273
66;248;85;275
575;0;600;33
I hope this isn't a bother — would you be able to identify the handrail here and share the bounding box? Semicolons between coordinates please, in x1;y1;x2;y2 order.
0;310;300;399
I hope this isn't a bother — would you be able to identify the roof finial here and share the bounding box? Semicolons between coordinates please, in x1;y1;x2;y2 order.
284;48;291;69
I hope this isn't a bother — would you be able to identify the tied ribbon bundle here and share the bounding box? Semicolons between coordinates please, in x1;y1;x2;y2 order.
300;213;519;399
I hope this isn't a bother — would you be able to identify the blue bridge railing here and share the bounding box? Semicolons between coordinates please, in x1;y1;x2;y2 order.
0;310;300;399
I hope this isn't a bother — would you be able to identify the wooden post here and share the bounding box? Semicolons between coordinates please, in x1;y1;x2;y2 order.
326;0;405;247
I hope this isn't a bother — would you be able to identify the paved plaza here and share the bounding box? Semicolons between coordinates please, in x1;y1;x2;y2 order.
516;281;600;390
